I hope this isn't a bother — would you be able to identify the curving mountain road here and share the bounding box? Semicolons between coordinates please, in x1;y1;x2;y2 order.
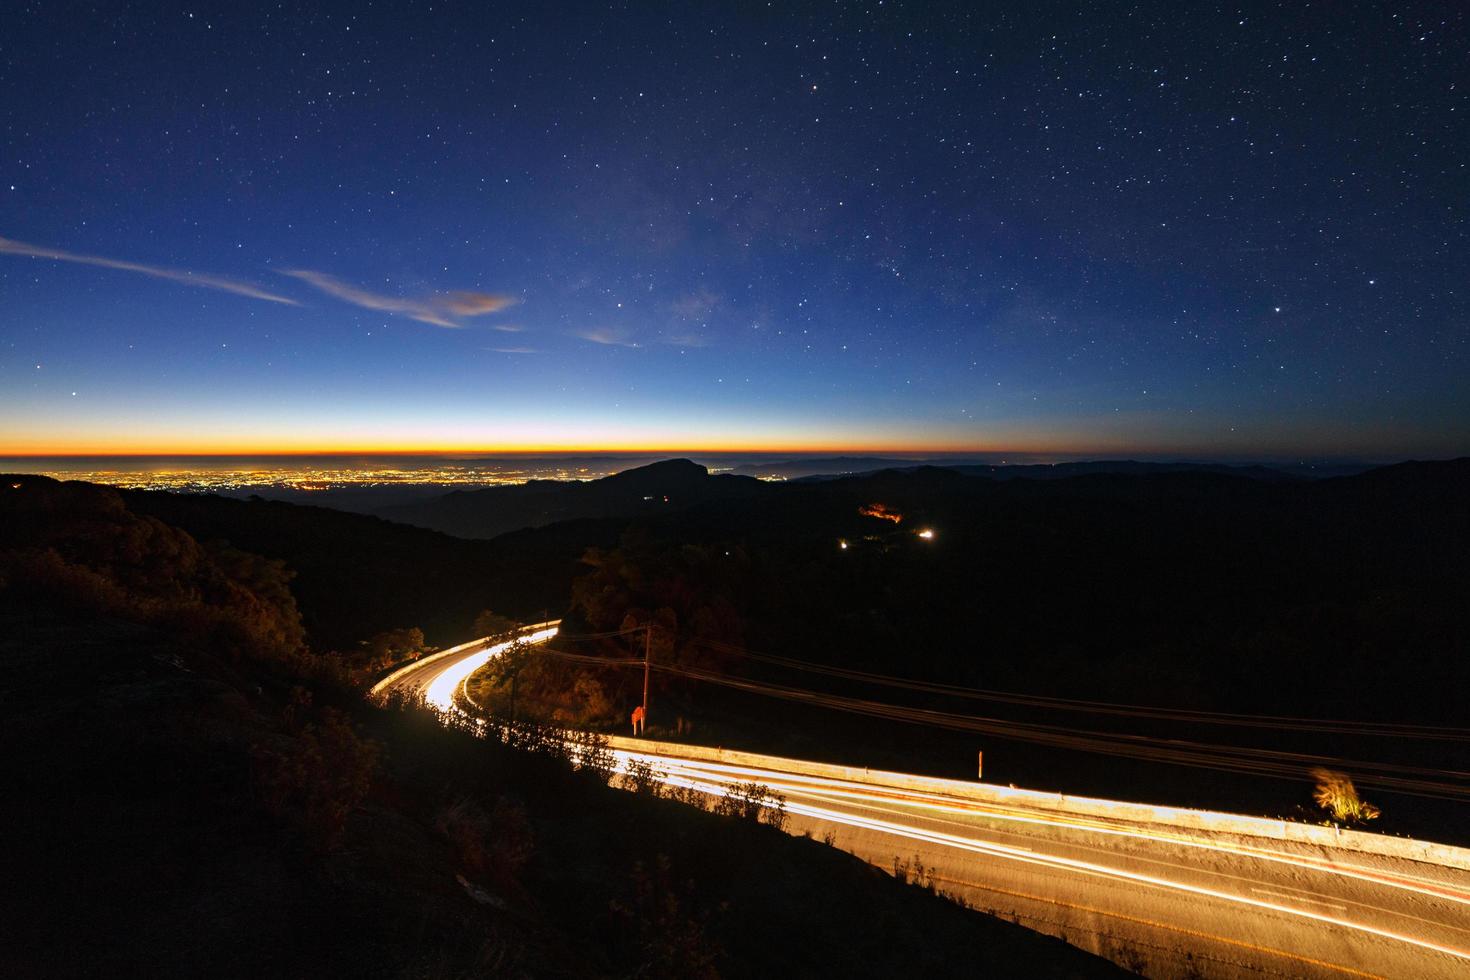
369;622;560;710
372;626;1470;979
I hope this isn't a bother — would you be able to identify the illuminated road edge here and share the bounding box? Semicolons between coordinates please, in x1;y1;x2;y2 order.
369;622;561;708
604;742;1470;978
372;630;1470;979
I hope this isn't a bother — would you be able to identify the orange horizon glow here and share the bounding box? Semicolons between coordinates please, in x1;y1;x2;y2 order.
0;422;1436;460
0;440;1420;461
0;437;1082;457
2;401;1447;460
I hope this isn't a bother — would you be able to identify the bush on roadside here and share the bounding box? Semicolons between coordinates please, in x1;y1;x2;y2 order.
1311;768;1381;825
622;758;666;796
253;706;381;849
608;854;723;980
712;781;787;831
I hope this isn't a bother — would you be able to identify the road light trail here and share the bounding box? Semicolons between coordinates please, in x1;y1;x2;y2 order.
613;748;1470;976
784;794;1470;966
623;752;1470;917
422;627;559;711
610;753;1470;908
369;623;559;713
373;628;1470;978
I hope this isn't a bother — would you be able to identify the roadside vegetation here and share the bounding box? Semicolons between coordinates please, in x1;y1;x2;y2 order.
1311;769;1382;826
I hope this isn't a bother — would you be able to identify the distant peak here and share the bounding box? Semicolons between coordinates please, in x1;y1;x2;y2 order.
603;458;709;485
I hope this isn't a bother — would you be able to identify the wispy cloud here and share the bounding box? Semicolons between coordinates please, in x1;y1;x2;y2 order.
573;327;641;348
668;288;721;320
487;346;537;354
0;235;527;329
490;322;527;333
282;268;516;327
0;234;297;305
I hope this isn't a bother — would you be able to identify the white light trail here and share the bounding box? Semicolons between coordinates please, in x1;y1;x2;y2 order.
615;753;1470;909
374;626;1470;977
422;626;559;711
611;749;1470;967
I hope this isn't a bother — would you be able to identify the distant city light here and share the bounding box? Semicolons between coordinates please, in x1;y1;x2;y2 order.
17;462;627;494
917;528;935;540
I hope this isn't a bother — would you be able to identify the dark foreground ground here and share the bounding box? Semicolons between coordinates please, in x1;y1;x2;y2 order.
0;600;1122;979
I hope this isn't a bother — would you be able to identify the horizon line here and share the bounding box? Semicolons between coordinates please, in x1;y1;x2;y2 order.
0;446;1439;465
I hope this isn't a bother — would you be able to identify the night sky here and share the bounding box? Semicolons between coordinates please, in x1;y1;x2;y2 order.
1;2;1465;457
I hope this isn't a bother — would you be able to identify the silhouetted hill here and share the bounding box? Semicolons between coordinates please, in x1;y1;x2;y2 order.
950;459;1297;481
376;458;771;539
109;484;618;651
1320;456;1470;501
730;456;1311;482
730;456;943;478
0;524;1123;977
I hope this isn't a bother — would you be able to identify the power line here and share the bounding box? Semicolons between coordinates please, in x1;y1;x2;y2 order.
533;628;1470;800
676;632;1470;741
642;660;1470;802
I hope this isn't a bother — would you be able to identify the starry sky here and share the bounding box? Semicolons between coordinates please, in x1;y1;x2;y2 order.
1;2;1465;458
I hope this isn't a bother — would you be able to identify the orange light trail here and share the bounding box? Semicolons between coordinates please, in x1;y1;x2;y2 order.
612;754;1470;967
608;751;1470;910
376;627;1470;978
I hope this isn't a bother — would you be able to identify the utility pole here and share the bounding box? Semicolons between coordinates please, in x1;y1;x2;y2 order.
642;623;652;718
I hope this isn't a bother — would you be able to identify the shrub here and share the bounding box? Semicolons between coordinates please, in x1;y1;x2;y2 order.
253;707;381;849
892;853;934;891
349;627;427;677
487;796;536;875
665;782;713;811
436;795;535;881
712;781;787;831
500;717;572;765
472;610;517;638
1311;768;1381;825
566;728;616;784
622;758;666;796
609;855;722;979
436;798;493;874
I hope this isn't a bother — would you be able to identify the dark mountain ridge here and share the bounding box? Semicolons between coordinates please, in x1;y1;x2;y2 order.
950;459;1298;482
734;456;1374;482
367;456;1398;541
377;458;771;539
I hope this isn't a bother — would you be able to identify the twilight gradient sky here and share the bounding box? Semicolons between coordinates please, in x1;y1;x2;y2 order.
1;2;1466;457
